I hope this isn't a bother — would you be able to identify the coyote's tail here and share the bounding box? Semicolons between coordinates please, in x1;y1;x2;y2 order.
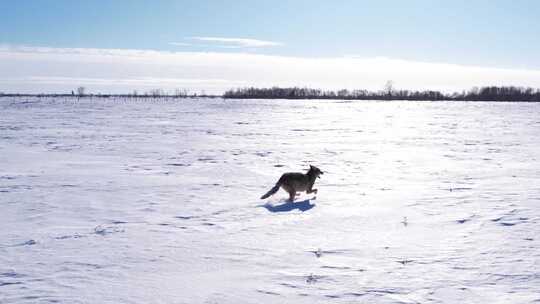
261;182;281;199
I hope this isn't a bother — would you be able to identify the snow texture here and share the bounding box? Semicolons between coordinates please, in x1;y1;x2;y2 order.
1;97;539;303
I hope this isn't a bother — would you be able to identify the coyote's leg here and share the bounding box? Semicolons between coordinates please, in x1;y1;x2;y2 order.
307;188;318;194
288;191;295;202
282;184;296;202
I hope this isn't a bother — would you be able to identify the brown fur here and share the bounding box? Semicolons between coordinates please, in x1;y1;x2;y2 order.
260;165;323;201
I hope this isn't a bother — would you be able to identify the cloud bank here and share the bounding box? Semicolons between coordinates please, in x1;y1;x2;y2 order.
1;45;540;94
189;37;283;48
169;37;283;49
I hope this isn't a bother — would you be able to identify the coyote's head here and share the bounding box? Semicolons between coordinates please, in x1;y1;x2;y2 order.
308;165;324;179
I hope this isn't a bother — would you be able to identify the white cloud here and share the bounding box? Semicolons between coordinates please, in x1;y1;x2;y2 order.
185;37;283;48
1;44;540;94
0;76;247;86
168;42;194;47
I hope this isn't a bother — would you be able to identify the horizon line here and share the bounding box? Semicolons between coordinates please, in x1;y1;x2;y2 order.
2;84;539;97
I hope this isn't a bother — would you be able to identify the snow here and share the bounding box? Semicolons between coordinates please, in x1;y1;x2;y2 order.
1;97;539;303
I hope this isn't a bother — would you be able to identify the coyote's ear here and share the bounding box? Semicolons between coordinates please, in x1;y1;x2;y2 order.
309;164;313;169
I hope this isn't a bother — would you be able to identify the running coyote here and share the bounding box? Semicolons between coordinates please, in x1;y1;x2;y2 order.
261;165;323;201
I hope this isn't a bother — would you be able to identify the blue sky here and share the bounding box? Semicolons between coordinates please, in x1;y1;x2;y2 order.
1;1;540;93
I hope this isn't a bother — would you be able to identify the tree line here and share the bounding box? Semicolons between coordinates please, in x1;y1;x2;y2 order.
2;85;540;101
223;86;540;101
0;88;216;98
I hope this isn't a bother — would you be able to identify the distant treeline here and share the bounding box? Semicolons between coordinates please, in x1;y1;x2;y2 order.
0;86;220;98
0;93;219;98
223;86;540;101
2;86;540;101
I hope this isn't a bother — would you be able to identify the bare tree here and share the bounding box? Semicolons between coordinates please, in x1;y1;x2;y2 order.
149;88;164;97
384;80;394;97
76;86;86;97
337;89;349;98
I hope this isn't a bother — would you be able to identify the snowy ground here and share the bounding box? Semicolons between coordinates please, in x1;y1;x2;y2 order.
1;97;539;303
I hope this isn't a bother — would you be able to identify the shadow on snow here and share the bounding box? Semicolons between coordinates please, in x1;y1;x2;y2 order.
261;199;315;213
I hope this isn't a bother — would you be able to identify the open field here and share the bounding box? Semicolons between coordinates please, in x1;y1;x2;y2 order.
1;97;539;303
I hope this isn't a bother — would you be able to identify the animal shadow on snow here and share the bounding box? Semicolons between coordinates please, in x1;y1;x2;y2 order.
261;199;315;213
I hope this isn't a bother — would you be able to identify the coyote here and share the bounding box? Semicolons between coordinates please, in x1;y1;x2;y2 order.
261;165;324;201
